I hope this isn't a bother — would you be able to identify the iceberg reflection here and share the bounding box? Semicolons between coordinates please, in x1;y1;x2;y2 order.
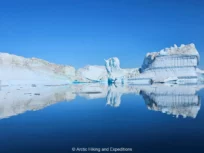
0;84;203;119
139;85;201;118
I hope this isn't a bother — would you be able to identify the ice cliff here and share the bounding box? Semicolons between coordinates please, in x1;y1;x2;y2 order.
139;43;200;83
142;44;199;70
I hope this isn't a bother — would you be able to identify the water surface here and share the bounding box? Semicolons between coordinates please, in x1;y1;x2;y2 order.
0;84;204;153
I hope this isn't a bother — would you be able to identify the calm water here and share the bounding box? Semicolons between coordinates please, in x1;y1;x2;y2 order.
0;84;204;153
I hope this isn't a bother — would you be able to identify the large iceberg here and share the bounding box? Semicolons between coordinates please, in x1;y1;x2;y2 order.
105;43;204;84
141;44;199;70
139;43;200;83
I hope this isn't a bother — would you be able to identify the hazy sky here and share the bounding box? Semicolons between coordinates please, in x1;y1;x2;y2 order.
0;0;204;68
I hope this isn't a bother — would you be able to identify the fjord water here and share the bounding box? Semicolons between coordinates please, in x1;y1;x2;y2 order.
0;84;204;153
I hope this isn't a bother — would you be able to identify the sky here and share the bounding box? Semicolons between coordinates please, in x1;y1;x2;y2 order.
0;0;204;69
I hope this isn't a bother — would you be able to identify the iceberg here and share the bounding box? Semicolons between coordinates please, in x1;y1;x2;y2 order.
141;43;199;70
105;43;204;84
104;57;141;84
139;43;200;83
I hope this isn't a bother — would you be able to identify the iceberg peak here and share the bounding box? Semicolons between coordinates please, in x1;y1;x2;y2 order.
146;43;199;60
105;57;121;74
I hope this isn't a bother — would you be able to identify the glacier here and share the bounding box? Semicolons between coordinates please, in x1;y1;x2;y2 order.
0;53;75;85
